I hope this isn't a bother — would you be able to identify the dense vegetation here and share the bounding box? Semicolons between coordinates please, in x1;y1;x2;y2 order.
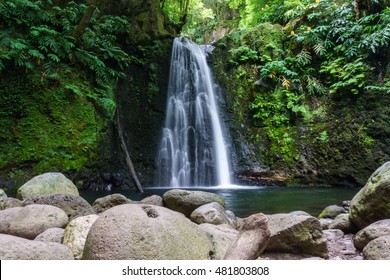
0;0;132;186
0;0;389;189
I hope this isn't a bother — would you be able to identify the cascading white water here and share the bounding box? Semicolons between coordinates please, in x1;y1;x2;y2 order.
156;37;231;187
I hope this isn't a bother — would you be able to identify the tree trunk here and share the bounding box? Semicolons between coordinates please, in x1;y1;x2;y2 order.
115;109;144;193
72;0;98;40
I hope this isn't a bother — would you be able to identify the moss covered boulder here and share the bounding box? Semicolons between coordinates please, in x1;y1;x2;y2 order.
350;162;390;229
17;173;78;200
82;204;212;260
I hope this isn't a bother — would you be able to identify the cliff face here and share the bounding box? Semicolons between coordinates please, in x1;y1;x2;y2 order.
211;24;390;187
0;0;174;191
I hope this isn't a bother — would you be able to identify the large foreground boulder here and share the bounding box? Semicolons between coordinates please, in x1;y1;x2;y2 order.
82;204;212;259
23;194;95;220
363;235;390;260
350;162;390;229
0;234;73;260
63;214;99;260
224;213;271;260
354;219;390;250
163;189;225;217
17;172;79;200
0;205;68;239
266;214;328;258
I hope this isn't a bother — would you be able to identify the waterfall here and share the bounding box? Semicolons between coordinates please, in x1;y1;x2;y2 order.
156;37;231;187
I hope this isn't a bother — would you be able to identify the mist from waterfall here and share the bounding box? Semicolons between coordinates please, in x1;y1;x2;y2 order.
155;37;231;187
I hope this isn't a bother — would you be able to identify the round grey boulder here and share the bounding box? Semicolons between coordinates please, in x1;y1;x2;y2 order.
363;235;390;260
140;195;164;206
63;214;99;259
2;197;24;209
354;219;390;250
0;233;74;260
23;194;95;220
190;202;236;227
17;172;78;200
34;228;65;243
328;214;358;234
0;205;68;239
318;205;346;219
92;193;133;213
163;189;225;217
350;162;390;229
83;204;212;259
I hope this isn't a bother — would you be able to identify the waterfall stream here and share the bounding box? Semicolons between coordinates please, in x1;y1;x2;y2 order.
156;37;231;187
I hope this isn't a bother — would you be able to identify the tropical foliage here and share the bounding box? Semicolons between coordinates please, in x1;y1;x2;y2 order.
0;0;131;87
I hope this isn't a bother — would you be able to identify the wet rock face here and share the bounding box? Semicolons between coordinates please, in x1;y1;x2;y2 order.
349;162;390;229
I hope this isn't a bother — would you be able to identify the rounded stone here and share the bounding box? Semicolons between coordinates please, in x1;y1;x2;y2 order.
0;233;74;260
140;195;164;206
92;193;133;213
190;202;236;227
17;172;79;200
82;204;212;259
354;219;390;250
23;194;95;220
318;205;346;219
0;204;69;239
350;162;390;229
266;214;328;258
162;189;225;217
34;228;65;243
328;214;358;234
363;235;390;260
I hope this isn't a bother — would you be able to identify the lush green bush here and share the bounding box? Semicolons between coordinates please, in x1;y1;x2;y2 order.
0;0;131;87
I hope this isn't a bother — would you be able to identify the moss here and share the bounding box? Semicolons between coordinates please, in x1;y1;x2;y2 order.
0;72;110;184
212;24;390;186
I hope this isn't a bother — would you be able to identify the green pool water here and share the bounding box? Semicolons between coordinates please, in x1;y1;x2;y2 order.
81;185;360;218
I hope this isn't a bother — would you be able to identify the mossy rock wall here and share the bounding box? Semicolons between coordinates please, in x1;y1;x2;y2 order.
115;39;172;186
0;73;112;189
212;23;390;186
